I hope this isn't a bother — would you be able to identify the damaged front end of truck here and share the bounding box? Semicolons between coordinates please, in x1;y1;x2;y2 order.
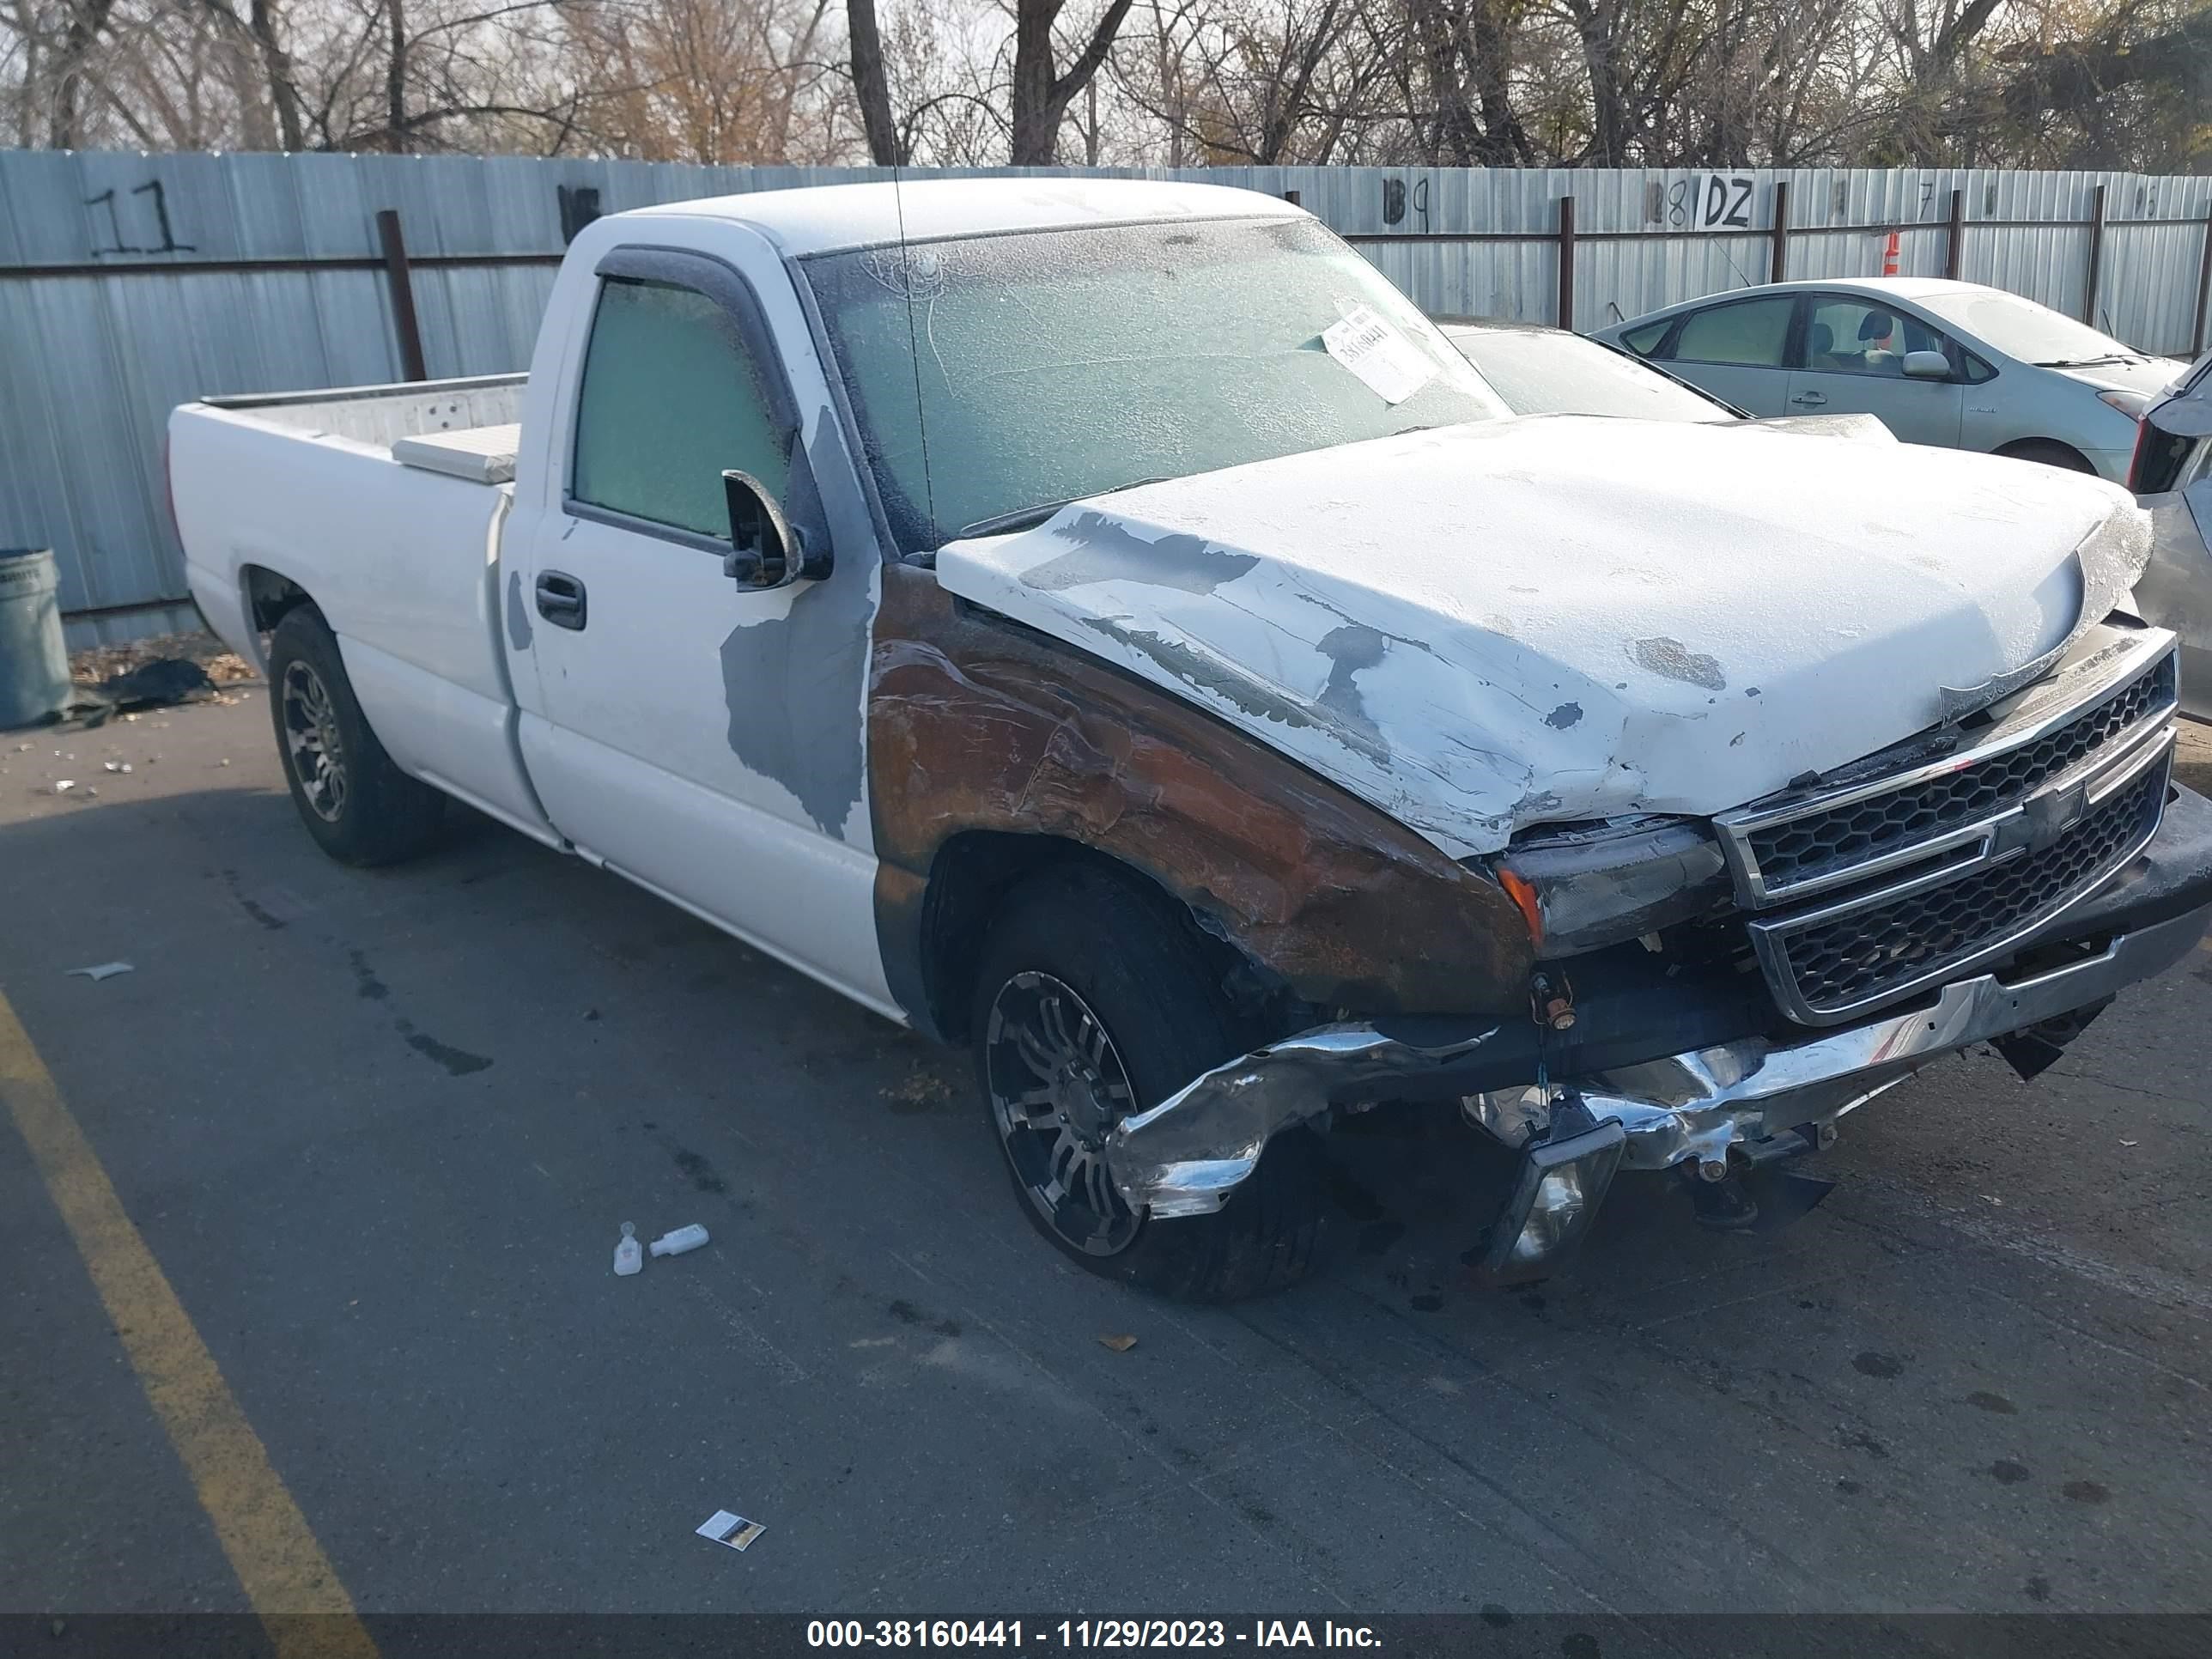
923;416;2212;1285
1095;592;2212;1297
1105;619;2212;1280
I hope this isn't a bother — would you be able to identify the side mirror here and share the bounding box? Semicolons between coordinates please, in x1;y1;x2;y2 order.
1902;349;1951;380
721;470;830;589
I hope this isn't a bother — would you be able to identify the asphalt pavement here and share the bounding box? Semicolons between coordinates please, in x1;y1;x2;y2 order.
2;693;2209;1622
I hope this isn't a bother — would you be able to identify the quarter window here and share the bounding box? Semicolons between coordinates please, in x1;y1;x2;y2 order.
571;277;790;540
1670;297;1796;368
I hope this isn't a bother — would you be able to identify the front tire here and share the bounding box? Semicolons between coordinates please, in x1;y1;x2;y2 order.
970;861;1327;1302
266;606;444;866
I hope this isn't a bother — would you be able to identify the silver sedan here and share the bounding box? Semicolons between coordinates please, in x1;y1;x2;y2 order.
1590;277;2174;483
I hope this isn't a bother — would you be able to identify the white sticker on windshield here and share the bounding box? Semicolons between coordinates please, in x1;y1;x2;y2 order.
1322;306;1436;405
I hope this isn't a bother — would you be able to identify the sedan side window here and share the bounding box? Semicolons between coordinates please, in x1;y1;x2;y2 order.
1620;319;1670;356
1804;299;1946;379
1670;297;1796;368
571;276;791;541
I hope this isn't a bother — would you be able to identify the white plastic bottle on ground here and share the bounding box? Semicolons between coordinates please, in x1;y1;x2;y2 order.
649;1224;710;1258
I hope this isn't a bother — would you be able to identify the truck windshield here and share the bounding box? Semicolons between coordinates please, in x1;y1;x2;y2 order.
803;216;1510;553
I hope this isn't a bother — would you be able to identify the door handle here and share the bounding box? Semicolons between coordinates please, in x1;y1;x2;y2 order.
535;570;586;630
1790;391;1828;407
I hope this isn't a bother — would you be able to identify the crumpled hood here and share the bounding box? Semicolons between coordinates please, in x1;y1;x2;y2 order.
935;416;2150;859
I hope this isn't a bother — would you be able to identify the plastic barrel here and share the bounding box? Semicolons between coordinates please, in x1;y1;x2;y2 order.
0;548;72;729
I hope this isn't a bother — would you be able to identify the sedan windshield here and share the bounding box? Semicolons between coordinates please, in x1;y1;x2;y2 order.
804;216;1509;551
1443;325;1735;422
1916;289;2146;368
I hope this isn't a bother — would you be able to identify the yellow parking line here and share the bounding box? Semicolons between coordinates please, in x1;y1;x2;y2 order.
0;988;378;1659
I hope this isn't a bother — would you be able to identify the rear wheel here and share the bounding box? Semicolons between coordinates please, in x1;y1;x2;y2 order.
970;861;1327;1301
266;606;444;866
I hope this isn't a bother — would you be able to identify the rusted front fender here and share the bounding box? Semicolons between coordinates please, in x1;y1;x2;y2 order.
866;565;1534;1034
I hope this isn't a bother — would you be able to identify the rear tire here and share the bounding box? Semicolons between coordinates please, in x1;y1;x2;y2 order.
969;861;1326;1302
1996;439;2094;473
266;606;444;866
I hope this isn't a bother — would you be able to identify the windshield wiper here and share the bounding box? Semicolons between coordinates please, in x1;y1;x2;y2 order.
2034;355;2142;368
951;477;1170;541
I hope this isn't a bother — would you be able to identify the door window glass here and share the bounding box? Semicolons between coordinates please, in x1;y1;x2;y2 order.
1803;299;1946;378
1671;297;1796;368
572;277;790;539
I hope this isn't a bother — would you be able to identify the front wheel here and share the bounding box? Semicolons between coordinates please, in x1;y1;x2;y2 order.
266;606;445;866
970;862;1327;1302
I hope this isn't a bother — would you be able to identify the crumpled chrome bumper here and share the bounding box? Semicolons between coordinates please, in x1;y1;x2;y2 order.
1109;903;2210;1224
1465;903;2208;1171
1107;1025;1500;1218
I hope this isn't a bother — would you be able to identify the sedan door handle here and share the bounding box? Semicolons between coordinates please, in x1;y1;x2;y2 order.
535;570;586;630
1790;391;1828;408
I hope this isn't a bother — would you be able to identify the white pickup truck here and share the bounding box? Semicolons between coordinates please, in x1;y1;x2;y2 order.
173;179;2212;1298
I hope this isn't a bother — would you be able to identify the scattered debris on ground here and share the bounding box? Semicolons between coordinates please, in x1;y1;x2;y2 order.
70;631;255;688
696;1510;765;1553
1098;1334;1139;1353
66;962;133;982
880;1065;954;1108
65;633;258;727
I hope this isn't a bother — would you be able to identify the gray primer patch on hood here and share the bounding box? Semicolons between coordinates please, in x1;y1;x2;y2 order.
716;404;878;838
505;568;532;651
1545;701;1583;729
1629;636;1727;692
1314;624;1390;751
1022;511;1261;595
1082;617;1394;769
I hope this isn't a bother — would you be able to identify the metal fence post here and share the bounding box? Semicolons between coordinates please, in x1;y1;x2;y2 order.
2082;183;2106;326
1770;180;1790;283
1945;188;1965;281
1557;194;1576;330
375;208;429;383
2194;203;2212;357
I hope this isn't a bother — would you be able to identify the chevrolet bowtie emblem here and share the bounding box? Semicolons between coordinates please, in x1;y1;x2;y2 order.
1993;780;2091;860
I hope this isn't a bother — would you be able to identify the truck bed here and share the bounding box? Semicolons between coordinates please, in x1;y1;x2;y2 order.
170;372;552;842
202;374;525;455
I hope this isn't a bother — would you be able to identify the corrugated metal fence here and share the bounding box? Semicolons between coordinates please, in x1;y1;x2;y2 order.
3;150;2209;642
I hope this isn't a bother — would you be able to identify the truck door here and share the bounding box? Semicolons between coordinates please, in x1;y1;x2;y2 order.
503;223;897;1017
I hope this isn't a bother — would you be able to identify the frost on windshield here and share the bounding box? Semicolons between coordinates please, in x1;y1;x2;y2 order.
804;216;1505;550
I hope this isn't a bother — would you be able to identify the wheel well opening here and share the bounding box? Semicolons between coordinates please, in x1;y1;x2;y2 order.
1996;438;2093;471
919;832;1284;1048
242;566;315;637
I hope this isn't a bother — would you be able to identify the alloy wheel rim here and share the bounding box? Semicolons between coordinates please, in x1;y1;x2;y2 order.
281;659;348;822
984;971;1142;1256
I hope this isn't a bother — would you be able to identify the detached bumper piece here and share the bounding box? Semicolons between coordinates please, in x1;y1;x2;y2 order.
1469;1096;1625;1286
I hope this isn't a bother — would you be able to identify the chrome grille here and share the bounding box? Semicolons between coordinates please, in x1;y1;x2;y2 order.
1744;658;2173;899
1718;635;2179;1027
1759;762;2167;1018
